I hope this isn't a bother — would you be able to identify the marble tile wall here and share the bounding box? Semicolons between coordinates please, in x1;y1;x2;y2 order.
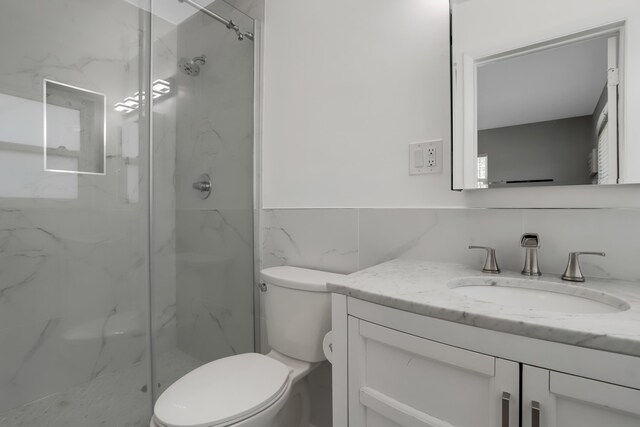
260;207;640;427
174;0;255;364
262;208;640;281
175;209;254;362
0;208;146;413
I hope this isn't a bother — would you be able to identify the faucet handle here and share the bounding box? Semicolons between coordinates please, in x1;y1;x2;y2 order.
469;246;501;274
561;252;606;282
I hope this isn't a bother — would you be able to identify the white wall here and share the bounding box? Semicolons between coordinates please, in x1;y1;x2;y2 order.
263;0;640;208
262;0;461;208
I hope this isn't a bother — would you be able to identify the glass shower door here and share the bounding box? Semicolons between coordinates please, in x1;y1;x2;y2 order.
0;1;153;425
0;1;256;425
150;0;256;401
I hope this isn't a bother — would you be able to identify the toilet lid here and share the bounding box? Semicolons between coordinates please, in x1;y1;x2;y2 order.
154;353;291;427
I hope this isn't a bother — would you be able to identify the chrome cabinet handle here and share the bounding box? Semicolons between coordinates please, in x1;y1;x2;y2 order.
531;401;540;427
468;246;501;273
501;392;510;427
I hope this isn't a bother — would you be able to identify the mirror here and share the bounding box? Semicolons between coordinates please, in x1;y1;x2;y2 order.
476;33;616;188
451;0;640;190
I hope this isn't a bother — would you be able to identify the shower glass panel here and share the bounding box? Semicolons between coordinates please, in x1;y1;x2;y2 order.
150;0;256;400
0;1;255;424
0;1;152;426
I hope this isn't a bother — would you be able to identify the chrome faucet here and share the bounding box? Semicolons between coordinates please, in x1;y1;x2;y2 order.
561;252;606;282
520;233;541;276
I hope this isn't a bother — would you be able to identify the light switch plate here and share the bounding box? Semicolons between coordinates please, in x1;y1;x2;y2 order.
409;139;443;175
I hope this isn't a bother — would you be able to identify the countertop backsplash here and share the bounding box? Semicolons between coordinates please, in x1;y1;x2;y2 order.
261;207;640;283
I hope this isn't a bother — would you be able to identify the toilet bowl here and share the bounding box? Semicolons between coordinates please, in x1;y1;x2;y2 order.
151;267;345;427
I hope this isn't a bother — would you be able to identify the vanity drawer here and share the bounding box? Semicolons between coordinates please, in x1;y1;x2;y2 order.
523;365;640;427
348;317;519;427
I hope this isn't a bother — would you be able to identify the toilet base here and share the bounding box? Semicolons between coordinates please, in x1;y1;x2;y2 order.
272;379;311;427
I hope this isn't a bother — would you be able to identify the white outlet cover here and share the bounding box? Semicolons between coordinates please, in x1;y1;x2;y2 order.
409;139;443;175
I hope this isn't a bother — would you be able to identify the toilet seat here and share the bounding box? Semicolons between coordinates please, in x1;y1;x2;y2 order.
154;353;291;427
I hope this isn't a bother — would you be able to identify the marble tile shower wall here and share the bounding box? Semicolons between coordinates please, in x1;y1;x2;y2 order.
174;2;255;363
0;208;147;412
0;0;178;414
261;208;640;281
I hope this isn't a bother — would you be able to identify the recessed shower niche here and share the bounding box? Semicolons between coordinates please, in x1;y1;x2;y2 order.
44;79;106;175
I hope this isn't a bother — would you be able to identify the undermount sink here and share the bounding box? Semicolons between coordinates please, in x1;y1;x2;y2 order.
448;277;630;314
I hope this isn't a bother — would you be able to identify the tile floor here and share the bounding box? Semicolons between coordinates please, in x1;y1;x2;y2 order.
0;349;200;427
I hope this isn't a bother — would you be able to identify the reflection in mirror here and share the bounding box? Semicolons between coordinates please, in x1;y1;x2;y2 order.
451;0;640;191
477;35;615;188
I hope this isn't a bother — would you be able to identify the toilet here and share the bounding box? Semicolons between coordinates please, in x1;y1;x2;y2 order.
150;266;345;427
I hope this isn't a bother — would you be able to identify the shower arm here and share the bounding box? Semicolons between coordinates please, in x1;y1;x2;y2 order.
177;0;254;41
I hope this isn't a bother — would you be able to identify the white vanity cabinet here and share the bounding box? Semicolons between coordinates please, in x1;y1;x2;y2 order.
332;295;640;427
348;318;519;427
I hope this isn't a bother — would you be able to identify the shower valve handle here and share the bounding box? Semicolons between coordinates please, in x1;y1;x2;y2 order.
192;181;211;192
192;174;212;199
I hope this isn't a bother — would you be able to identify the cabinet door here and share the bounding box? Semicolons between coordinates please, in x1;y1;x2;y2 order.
348;317;519;427
523;365;640;427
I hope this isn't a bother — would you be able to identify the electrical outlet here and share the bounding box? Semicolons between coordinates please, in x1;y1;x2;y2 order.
409;139;443;175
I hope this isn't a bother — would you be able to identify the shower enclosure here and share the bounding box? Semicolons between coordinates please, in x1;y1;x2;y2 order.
0;1;255;425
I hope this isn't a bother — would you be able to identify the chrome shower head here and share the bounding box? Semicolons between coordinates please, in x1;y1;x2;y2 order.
178;55;207;76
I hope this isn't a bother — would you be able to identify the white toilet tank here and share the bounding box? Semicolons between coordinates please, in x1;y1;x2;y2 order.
261;266;345;363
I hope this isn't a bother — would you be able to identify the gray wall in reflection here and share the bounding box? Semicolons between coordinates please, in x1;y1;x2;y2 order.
478;116;594;187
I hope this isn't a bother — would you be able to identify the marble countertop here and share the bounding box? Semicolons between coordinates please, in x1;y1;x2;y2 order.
328;259;640;357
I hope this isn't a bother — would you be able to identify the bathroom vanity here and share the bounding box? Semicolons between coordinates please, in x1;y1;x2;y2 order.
329;260;640;427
